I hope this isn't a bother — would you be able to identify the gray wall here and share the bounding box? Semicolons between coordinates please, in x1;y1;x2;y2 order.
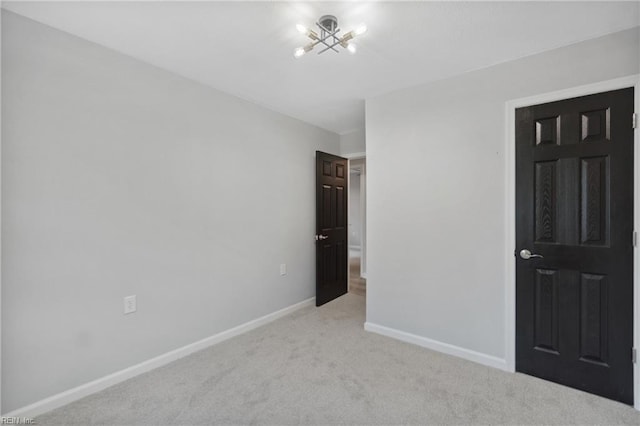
1;11;339;412
366;27;639;360
340;129;365;156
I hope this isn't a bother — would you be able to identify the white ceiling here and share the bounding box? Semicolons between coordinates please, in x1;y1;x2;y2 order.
3;1;639;135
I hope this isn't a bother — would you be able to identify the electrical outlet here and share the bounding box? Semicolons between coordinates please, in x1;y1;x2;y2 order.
280;264;287;276
124;295;137;314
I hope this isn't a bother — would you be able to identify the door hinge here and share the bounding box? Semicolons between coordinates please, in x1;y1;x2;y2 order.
634;231;638;247
633;348;637;364
633;113;638;129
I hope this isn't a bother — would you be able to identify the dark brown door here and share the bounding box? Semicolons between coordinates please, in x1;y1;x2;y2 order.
515;88;634;404
315;151;348;306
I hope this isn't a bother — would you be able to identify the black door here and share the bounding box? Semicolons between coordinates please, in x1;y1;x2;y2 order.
515;88;634;404
315;151;348;306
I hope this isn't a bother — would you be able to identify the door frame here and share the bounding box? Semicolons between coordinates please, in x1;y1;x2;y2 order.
504;74;640;409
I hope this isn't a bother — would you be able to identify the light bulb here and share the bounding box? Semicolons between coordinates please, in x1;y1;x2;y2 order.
293;47;306;58
296;24;308;34
347;43;357;54
355;24;367;36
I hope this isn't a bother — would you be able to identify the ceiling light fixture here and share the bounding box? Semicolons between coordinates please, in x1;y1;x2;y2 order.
293;15;366;58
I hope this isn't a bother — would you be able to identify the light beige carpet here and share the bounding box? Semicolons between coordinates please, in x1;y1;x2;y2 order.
36;294;640;425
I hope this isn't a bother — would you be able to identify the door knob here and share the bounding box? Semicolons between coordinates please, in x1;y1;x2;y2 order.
520;249;544;260
315;235;329;241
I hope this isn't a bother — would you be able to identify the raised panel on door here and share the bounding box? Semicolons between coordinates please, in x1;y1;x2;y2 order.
534;269;560;355
535;161;557;243
320;243;335;284
580;156;609;246
580;108;610;143
579;273;609;366
335;241;345;282
336;186;345;229
535;116;561;145
321;185;333;231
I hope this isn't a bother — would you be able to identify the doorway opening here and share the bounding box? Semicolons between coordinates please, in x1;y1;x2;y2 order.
349;158;366;296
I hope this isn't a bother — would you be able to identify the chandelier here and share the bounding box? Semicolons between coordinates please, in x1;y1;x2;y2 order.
294;15;367;58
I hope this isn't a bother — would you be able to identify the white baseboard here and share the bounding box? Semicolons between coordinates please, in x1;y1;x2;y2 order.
4;297;315;418
364;322;508;371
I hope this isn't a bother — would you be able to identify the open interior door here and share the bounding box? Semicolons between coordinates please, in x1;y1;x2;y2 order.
315;151;349;306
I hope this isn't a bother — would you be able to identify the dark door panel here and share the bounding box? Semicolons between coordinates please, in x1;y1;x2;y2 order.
316;151;348;306
515;88;634;404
